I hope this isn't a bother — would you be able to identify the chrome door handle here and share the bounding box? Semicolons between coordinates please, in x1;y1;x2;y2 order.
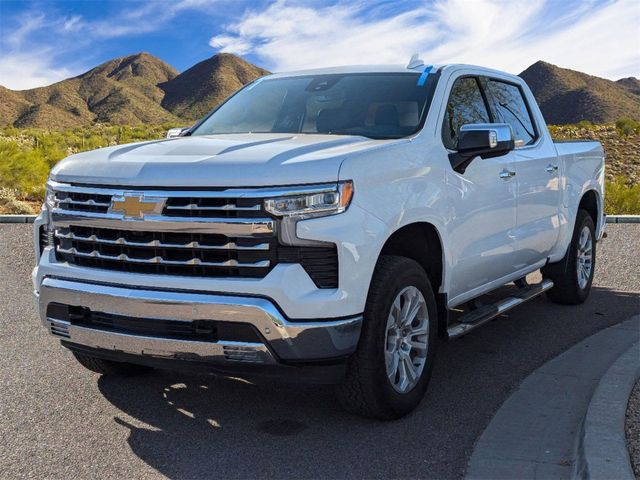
546;164;559;173
499;169;516;179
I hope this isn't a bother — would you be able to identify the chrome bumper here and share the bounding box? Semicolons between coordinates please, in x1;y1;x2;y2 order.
38;278;362;365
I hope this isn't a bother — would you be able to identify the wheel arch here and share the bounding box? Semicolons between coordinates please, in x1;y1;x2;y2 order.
578;188;601;230
376;222;448;337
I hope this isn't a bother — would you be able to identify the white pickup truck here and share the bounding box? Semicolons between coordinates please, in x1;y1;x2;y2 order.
33;59;605;419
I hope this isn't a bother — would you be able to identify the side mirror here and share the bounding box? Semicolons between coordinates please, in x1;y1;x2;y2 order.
166;127;190;139
449;123;515;173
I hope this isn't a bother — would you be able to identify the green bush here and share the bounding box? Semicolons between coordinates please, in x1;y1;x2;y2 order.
576;120;593;128
0;124;178;203
1;123;638;215
0;141;49;199
615;117;640;136
605;177;640;214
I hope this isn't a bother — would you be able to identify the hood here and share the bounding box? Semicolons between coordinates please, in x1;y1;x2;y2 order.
50;133;385;187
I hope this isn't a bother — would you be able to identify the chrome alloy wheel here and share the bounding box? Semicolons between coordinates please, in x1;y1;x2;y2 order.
384;286;429;394
577;225;593;289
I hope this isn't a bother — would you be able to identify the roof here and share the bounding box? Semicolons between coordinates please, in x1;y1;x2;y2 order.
268;64;445;78
266;63;520;82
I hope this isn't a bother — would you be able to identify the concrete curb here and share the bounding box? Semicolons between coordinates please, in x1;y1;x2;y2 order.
606;215;640;224
0;215;35;223
465;316;640;480
1;214;639;224
574;341;640;480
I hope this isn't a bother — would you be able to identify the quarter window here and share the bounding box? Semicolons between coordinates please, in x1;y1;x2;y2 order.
442;77;491;150
485;80;537;146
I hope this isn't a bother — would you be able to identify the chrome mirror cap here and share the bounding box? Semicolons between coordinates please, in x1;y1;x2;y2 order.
459;123;513;148
166;127;190;139
450;123;515;174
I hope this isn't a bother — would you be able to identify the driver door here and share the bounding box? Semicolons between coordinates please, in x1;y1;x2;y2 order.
442;76;519;305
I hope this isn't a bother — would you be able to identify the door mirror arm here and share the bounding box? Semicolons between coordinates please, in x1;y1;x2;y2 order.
449;123;515;174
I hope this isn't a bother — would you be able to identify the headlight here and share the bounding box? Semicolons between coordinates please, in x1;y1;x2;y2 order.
264;181;354;218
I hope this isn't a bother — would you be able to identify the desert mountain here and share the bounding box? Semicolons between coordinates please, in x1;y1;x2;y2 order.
519;61;640;124
1;53;182;128
160;53;270;120
0;53;268;128
1;55;637;128
616;77;640;96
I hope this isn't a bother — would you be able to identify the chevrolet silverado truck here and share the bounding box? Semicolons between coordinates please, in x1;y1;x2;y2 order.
33;59;605;419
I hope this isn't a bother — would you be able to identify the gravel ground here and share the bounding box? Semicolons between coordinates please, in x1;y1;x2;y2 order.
1;223;639;479
627;380;640;479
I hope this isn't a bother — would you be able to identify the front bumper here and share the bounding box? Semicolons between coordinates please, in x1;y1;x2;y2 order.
37;277;362;382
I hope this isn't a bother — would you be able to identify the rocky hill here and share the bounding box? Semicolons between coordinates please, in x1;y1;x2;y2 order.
519;61;640;124
617;77;640;96
0;53;268;128
1;53;182;128
160;53;269;120
1;55;638;128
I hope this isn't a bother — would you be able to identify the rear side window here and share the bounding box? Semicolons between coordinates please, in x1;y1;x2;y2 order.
485;80;537;146
442;77;491;150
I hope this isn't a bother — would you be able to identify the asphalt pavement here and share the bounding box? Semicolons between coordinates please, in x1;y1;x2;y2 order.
1;224;639;479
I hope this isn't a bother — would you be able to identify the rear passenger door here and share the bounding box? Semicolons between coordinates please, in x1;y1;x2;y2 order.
443;76;519;305
483;78;562;267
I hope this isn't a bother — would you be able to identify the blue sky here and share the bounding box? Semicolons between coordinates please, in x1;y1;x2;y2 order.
0;0;638;90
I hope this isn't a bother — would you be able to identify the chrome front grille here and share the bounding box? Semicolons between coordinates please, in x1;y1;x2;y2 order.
54;228;270;251
55;226;275;277
48;182;339;287
54;190;111;214
53;189;266;218
164;197;265;218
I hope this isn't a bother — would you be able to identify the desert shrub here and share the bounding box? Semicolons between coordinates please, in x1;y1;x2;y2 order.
605;177;640;215
0;123;178;203
615;117;640;136
2;122;636;214
576;120;593;128
0;190;37;214
0;141;49;199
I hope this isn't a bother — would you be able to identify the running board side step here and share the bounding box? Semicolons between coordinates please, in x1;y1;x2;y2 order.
447;279;554;339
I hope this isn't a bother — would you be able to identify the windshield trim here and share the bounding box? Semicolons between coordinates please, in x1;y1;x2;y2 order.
189;71;441;140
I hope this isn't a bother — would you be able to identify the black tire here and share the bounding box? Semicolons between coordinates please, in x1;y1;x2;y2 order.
543;209;596;305
336;256;438;420
72;352;152;376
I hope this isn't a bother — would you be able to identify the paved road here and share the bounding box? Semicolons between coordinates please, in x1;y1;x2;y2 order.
1;224;638;479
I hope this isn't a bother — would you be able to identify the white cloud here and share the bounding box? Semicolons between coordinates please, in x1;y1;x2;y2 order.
210;0;640;79
90;0;221;39
209;35;254;55
211;1;438;70
62;15;83;32
6;12;45;47
0;52;73;90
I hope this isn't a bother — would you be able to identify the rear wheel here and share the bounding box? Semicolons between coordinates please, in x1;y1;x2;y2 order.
543;209;596;305
72;352;152;376
336;256;438;420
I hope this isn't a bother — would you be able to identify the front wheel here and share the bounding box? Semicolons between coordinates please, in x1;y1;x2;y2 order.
336;256;438;420
543;209;596;305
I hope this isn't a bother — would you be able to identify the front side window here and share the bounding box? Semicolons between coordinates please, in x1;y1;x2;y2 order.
442;77;491;150
484;80;537;146
191;73;433;140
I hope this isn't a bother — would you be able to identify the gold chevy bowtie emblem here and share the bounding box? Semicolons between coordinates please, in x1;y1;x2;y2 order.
109;194;166;219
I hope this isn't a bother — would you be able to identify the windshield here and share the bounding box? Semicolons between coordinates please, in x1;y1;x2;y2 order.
190;73;432;140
